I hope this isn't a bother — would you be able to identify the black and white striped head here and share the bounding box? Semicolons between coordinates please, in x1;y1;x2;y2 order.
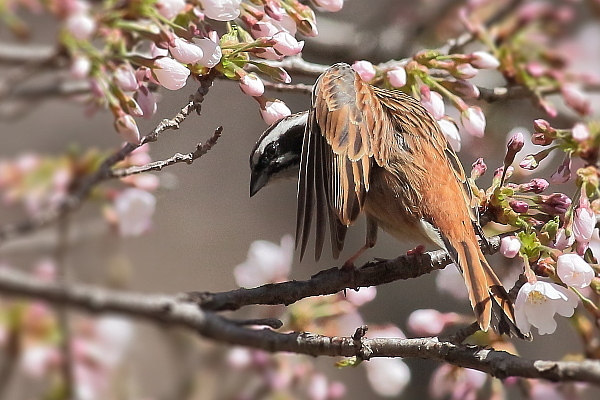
250;111;307;197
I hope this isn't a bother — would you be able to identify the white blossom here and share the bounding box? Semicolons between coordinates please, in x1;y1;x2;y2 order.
556;253;594;288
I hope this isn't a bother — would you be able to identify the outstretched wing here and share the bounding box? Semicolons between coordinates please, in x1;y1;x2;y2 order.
296;63;394;260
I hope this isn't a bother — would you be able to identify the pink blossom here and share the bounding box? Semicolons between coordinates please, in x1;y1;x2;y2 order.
135;85;157;119
70;55;91;79
193;38;222;68
573;193;595;245
260;99;292;124
572;123;590;142
313;0;344;12
460;106;486;137
169;37;204;64
454;63;478;79
272;31;304;56
366;358;411;397
20;345;60;378
420;87;445;120
33;259;57;281
150;43;168;58
351;60;376;81
155;0;186;19
557;253;594;289
520;178;549;194
239;74;265;96
550;155;572;184
437;119;461;152
234;235;294;287
510;199;529;213
122;173;160;191
114;188;156;236
562;84;592;115
536;193;572;215
114;114;141;145
407;309;455;336
308;374;329;400
450;79;480;98
113;64;139;92
500;236;521;258
64;11;96;40
264;1;284;20
470;51;500;69
387;66;407;88
515;281;578;335
128;144;152;166
328;381;346;399
250;20;279;38
345;286;377;307
471;158;487;179
152;57;190;90
202;0;242;21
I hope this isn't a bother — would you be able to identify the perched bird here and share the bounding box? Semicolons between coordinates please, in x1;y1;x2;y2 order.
250;63;525;338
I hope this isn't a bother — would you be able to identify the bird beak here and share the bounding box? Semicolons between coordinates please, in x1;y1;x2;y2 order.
250;169;269;197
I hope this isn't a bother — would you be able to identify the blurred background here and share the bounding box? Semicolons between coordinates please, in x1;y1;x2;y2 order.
1;0;600;399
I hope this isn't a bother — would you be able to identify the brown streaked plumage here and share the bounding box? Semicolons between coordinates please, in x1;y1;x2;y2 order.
297;63;525;337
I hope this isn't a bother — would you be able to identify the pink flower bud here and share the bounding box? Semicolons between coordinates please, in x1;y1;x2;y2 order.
526;61;546;77
557;253;594;288
554;228;575;250
571;123;590;142
328;382;346;399
505;131;524;166
239;73;265;97
260;99;291;125
251;20;279;38
454;63;478;79
470;158;487;179
352;60;376;81
152;57;190;90
533;119;553;134
550;155;572;184
135;85;157;119
114;113;141;145
519;155;537;170
345;286;377;307
460;106;486;137
562;84;592;116
532;132;554;145
510;200;529;213
573;193;595;245
64;12;96;40
150;43;169;58
500;236;521;258
70;55;91;79
520;178;549;194
313;0;345;12
447;79;480;98
437;119;461;151
202;0;242;21
470;51;500;69
387;67;407;88
193;38;222;68
272;31;304;56
169;37;204;64
420;87;445;120
114;64;139;92
536;193;572;215
155;0;186;19
264;0;284;20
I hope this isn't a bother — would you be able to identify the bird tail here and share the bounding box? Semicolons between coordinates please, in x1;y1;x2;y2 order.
454;237;530;340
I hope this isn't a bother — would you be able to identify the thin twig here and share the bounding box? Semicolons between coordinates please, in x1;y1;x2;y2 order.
262;80;313;94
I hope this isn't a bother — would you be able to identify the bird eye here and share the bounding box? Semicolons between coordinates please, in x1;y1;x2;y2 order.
264;143;278;157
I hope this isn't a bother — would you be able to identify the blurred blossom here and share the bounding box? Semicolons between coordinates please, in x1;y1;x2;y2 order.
150;43;169;58
155;0;186;19
449;79;480;99
114;188;156;236
500;236;521;258
515;281;578;335
561;84;592;116
386;66;407;88
202;0;242;21
70;55;91;79
470;51;500;69
557;254;594;289
328;381;346;399
194;38;222;67
239;73;265;97
454;63;478;79
94;316;135;367
436;265;468;299
345;286;376;307
113;64;139;92
234;235;293;287
366;358;410;397
554;228;575;250
152;57;190;90
460;106;486;137
33;258;57;281
122;173;160;191
272;31;304;56
407;309;457;336
128;144;152;166
64;11;96;40
420;88;445;120
437;119;461;152
169;37;204;64
114;114;140;145
529;381;567;400
20;345;60;378
308;374;329;400
572;123;590;142
226;346;253;369
135;85;157;119
430;364;486;400
313;0;344;12
259;99;291;125
352;60;376;81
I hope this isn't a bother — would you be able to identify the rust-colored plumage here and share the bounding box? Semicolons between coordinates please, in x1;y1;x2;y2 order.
297;63;524;337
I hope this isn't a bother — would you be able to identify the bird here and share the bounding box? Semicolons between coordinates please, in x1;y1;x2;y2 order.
250;63;526;338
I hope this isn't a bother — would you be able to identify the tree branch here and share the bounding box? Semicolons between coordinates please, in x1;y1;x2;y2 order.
0;265;599;384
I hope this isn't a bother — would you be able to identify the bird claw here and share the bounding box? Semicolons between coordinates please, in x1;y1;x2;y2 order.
406;245;426;256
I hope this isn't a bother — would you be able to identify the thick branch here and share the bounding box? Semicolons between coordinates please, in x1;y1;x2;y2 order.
0;266;599;384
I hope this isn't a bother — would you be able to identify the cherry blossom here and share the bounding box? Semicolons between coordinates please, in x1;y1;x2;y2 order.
436;264;468;299
500;236;521;258
573;193;595;246
556;253;594;289
113;64;139;92
113;188;156;236
64;11;96;40
470;51;500;69
515;281;578;335
387;66;407;88
114;113;140;144
234;235;294;287
272;31;304;56
155;0;186;19
202;0;242;21
345;286;377;307
572;123;590;142
554;228;575;250
365;326;410;397
239;73;265;97
135;85;157;119
313;0;345;12
259;99;292;125
194;38;222;68
352;60;376;81
70;55;91;79
460;106;486;137
437;119;461;152
407;309;459;336
152;57;190;90
420;87;445;120
169;37;205;64
430;364;487;400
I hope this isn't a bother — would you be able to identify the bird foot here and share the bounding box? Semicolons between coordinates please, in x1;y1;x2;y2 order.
406;245;426;256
